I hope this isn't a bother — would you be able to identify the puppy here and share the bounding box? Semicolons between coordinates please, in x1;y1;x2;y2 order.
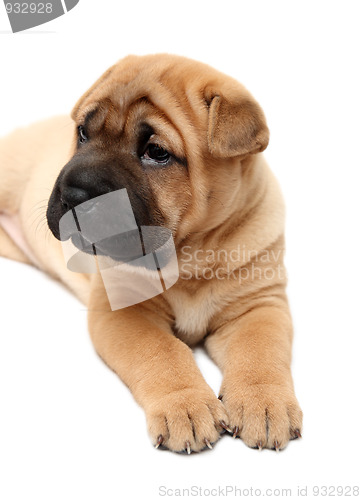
0;54;302;453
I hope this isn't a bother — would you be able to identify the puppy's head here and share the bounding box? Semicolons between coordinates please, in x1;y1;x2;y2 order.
47;54;269;256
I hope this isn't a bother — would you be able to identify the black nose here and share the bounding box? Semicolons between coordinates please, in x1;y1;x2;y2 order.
61;186;91;210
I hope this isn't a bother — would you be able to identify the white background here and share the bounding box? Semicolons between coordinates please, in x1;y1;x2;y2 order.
1;1;360;499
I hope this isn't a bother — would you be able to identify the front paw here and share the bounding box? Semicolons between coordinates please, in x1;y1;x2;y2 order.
220;383;303;450
146;387;229;453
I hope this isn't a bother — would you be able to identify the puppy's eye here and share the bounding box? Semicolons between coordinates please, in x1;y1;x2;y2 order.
143;144;170;164
78;125;88;144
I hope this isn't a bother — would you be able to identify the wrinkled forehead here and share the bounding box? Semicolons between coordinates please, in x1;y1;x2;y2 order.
72;70;153;125
78;97;187;161
71;57;210;154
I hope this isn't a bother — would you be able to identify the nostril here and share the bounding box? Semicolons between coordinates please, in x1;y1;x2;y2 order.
60;198;70;211
61;186;91;209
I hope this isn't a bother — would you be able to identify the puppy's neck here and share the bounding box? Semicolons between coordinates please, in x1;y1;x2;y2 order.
177;153;285;272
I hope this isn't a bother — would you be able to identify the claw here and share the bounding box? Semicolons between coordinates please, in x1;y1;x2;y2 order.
232;426;239;439
257;440;263;450
294;429;302;439
155;435;164;449
218;394;223;401
220;420;232;433
185;441;191;455
204;438;213;450
274;440;280;452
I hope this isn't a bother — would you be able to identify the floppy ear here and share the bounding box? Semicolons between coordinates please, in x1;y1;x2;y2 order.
206;91;269;158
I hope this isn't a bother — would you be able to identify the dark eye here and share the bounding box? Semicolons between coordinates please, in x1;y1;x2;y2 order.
143;144;170;163
78;125;88;144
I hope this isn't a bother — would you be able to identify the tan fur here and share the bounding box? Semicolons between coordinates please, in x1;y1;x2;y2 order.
0;54;302;453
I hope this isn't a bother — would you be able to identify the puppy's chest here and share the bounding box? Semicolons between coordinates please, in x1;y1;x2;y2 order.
165;287;225;345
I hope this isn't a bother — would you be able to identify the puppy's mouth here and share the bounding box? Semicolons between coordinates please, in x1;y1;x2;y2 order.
68;228;145;263
58;204;174;276
48;187;179;309
63;222;176;279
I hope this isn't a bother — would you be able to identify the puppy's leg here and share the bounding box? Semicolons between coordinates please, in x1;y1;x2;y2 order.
205;304;303;450
0;124;50;265
0;224;30;264
0;134;31;263
88;274;228;453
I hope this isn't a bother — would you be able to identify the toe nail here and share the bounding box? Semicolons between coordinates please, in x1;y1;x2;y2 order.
218;394;223;400
204;438;213;450
257;440;263;450
295;429;302;439
232;426;239;438
185;441;191;455
220;420;232;433
274;440;280;452
155;435;164;449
